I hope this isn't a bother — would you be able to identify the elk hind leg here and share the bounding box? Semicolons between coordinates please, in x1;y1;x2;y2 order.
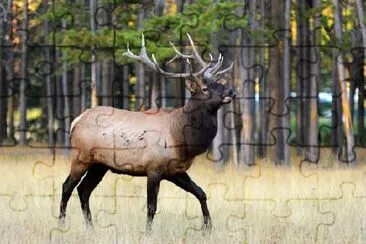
59;162;89;227
77;164;108;228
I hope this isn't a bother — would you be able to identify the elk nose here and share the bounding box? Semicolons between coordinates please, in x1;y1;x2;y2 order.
229;89;236;98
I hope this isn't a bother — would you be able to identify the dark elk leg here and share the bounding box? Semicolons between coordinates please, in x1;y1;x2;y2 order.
77;164;108;228
59;163;89;227
166;173;212;231
146;172;161;234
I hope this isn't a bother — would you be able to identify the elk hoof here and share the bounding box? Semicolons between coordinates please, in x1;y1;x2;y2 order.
202;220;213;234
58;217;66;229
86;221;94;231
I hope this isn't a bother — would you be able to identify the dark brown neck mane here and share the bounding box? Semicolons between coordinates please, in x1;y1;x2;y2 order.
170;100;219;160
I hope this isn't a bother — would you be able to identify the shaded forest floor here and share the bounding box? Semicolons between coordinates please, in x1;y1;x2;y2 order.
0;147;365;243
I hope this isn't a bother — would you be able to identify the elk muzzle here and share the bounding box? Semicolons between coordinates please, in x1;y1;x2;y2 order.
222;88;236;104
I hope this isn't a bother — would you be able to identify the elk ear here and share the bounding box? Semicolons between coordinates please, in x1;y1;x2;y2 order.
185;79;200;94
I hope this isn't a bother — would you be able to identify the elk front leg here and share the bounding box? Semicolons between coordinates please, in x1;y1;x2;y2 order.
166;173;212;230
146;172;161;234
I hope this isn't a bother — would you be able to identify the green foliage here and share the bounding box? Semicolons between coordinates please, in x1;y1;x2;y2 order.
38;0;245;65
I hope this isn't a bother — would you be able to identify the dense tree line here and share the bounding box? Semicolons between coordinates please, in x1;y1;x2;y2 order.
0;0;364;165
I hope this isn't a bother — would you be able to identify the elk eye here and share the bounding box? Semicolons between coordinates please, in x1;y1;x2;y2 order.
202;88;209;92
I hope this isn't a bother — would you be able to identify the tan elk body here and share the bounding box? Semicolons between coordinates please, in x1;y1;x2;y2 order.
59;34;235;233
70;105;210;176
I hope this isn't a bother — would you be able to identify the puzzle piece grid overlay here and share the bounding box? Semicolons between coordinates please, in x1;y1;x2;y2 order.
0;0;365;243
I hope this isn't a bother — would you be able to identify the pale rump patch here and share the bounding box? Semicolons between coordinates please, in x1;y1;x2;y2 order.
70;109;89;135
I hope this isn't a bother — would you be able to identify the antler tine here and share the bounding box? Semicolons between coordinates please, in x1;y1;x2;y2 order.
123;33;157;71
216;62;233;76
166;41;193;65
211;55;224;74
151;54;188;78
186;58;193;74
203;53;222;82
152;54;211;78
207;53;223;73
186;33;206;67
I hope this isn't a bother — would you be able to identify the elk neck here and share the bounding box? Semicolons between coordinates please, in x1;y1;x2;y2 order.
169;99;219;160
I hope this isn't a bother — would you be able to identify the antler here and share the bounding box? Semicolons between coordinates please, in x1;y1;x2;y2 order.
168;34;233;83
123;33;211;79
123;33;233;82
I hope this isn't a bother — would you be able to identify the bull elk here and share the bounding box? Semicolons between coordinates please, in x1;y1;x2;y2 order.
58;34;236;233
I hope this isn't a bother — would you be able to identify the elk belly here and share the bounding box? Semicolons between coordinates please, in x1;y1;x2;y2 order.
164;158;194;175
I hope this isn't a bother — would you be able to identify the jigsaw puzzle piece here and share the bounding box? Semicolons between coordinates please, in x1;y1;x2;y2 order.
227;199;334;243
244;162;318;216
96;179;186;242
0;195;54;243
0;148;55;211
183;183;246;243
300;152;366;198
317;183;366;243
49;195;118;243
32;147;125;218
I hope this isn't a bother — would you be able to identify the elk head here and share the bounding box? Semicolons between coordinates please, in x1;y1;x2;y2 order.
123;33;236;112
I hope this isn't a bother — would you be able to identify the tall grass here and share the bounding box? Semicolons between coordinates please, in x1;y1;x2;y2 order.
0;147;365;243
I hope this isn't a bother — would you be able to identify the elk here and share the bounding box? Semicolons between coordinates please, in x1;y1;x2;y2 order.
58;33;236;233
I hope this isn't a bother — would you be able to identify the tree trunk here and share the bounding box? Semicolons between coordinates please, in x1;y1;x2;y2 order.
5;0;14;143
61;7;70;148
307;0;321;162
56;75;65;145
281;0;291;165
358;70;365;145
90;0;98;107
348;48;363;144
332;0;355;162
80;64;87;111
356;0;366;73
211;105;225;165
0;10;6;145
135;6;146;111
269;0;287;164
0;68;7;145
355;0;366;145
150;71;159;108
258;0;269;159
61;64;70;148
61;63;70;148
240;0;256;166
296;0;311;155
152;0;165;109
102;60;112;106
44;0;55;147
160;64;167;108
122;65;130;109
210;0;226;166
18;0;29;146
331;59;343;152
73;65;81;116
230;29;242;165
176;0;184;12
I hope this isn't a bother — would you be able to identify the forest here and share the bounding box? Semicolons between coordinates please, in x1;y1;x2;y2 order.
0;0;365;165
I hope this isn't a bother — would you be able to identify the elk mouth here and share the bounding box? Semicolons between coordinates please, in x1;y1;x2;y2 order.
221;89;236;104
222;96;232;104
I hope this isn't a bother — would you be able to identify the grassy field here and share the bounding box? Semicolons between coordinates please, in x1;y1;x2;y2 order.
0;147;365;244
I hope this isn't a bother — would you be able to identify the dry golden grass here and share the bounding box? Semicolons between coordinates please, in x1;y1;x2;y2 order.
0;147;365;243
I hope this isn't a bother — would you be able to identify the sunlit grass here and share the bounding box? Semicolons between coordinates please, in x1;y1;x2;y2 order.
0;147;365;243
